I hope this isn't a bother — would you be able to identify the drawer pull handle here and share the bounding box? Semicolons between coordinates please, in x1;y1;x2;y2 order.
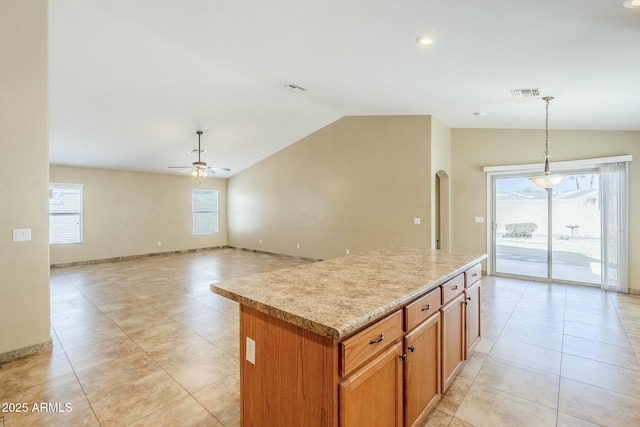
467;296;472;301
452;285;458;290
369;333;385;344
421;304;432;312
472;272;478;277
408;345;415;352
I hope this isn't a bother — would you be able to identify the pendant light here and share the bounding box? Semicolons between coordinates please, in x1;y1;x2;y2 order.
529;96;564;189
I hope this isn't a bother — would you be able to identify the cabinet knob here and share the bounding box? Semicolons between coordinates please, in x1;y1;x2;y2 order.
399;353;407;361
408;345;415;352
466;296;472;301
421;304;432;312
369;333;385;344
452;285;458;290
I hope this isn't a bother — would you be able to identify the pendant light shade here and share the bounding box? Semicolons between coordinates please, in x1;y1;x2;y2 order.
529;96;564;189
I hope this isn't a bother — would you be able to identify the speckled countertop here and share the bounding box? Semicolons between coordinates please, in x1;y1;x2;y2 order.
211;247;487;341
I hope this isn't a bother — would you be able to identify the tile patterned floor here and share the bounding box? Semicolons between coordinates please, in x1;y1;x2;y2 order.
1;248;640;426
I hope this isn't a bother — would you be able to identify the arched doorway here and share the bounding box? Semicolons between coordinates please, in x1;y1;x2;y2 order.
435;170;450;250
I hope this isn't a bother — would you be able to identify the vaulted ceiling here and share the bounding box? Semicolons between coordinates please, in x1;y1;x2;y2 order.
49;0;640;178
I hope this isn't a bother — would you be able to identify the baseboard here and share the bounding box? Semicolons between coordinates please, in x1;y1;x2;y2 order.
228;246;322;262
50;246;229;268
0;340;52;365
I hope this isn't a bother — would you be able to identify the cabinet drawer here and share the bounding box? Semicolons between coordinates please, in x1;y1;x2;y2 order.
441;274;464;304
340;310;403;378
464;264;482;287
405;287;441;332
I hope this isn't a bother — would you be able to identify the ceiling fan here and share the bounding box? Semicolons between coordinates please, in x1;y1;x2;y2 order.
169;130;230;178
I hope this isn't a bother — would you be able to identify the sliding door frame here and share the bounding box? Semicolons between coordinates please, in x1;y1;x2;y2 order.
485;155;632;280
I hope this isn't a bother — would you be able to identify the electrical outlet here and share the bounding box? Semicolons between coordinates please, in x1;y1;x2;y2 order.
246;337;256;365
157;240;162;246
346;249;350;255
259;239;263;244
413;217;421;225
296;243;300;249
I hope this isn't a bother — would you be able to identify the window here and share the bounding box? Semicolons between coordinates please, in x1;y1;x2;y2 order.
192;189;218;235
49;183;83;244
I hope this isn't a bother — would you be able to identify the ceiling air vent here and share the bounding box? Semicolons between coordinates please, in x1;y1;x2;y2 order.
284;84;307;91
510;88;541;98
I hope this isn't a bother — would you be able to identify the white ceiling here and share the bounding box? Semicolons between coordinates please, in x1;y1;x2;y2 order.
49;0;640;178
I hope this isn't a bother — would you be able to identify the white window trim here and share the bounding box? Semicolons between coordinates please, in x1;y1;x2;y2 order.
192;189;219;235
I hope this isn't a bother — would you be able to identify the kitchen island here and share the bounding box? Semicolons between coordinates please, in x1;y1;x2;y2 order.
212;247;486;427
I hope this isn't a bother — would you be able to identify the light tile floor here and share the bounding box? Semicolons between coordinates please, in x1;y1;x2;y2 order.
1;248;639;426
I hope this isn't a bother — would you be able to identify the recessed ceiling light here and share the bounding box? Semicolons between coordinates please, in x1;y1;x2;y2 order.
415;36;433;46
622;0;640;8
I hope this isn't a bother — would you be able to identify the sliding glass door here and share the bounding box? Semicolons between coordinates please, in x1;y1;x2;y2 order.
494;176;549;279
493;170;602;285
551;172;601;284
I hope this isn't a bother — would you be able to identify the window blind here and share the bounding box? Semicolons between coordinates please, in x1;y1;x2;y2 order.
192;189;218;235
49;184;83;245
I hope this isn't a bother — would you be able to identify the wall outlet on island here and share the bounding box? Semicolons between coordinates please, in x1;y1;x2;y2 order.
246;337;256;365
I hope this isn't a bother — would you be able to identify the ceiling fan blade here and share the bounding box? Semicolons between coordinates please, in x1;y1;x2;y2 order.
208;166;231;172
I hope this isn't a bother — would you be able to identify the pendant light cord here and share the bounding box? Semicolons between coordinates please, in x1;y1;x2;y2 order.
545;97;550;158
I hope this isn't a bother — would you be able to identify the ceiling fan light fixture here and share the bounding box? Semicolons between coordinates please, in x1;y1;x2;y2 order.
168;130;230;177
528;96;564;189
191;168;208;178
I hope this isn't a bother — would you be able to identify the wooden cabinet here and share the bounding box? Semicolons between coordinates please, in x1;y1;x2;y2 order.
234;261;483;426
465;281;481;357
339;341;404;427
404;287;441;331
340;310;403;377
440;292;465;392
403;311;441;427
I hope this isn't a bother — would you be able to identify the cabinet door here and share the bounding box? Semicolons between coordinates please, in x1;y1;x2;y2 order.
465;281;481;358
404;312;441;427
441;293;465;392
340;341;403;427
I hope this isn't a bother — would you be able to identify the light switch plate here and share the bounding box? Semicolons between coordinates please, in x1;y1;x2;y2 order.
246;337;256;365
475;217;485;223
13;228;32;242
413;217;421;225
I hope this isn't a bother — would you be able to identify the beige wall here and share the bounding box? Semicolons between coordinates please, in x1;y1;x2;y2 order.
50;166;228;265
227;116;435;260
0;0;51;357
451;128;640;291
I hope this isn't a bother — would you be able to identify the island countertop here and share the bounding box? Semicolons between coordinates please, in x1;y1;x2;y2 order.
211;247;486;341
